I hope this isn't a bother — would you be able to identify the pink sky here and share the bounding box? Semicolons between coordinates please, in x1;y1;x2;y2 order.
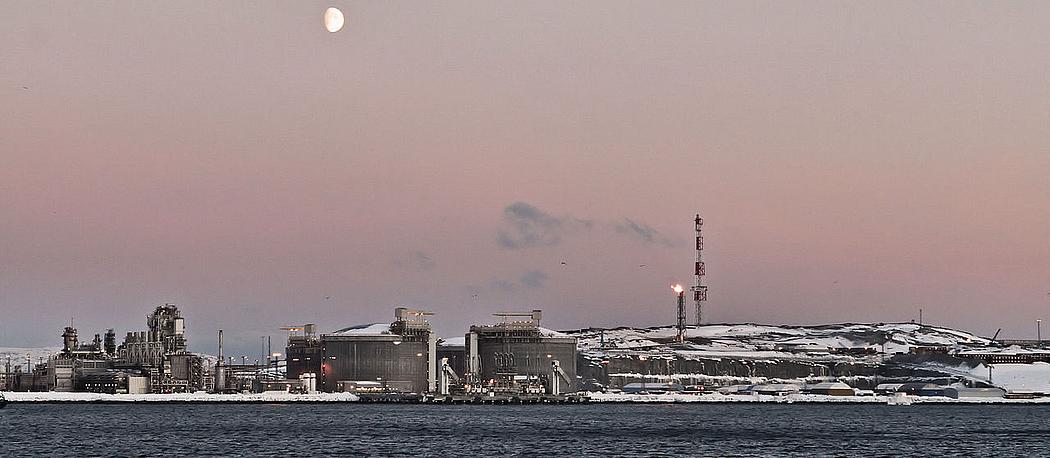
2;2;1048;356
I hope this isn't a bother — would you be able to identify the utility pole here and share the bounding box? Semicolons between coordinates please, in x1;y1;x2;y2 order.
1038;319;1042;348
691;214;708;325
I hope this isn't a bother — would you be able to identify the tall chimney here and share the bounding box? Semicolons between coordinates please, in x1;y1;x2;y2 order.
215;329;226;392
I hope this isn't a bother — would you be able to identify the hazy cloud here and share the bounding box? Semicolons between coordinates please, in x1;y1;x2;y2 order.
520;270;549;289
395;250;435;271
489;279;517;292
412;251;435;270
479;270;550;293
497;202;673;249
496;202;591;249
615;218;675;247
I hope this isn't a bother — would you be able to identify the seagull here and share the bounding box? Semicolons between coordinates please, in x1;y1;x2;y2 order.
638;264;647;268
22;86;28;90
471;293;478;299
560;261;567;266
324;296;331;300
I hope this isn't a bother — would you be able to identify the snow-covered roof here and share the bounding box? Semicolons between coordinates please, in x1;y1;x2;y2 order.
752;383;801;392
328;323;393;336
875;383;904;390
807;382;853;390
538;327;570;338
439;336;465;347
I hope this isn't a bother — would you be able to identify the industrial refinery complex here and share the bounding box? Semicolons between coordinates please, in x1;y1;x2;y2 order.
3;214;1049;403
0;304;582;402
2;304;205;394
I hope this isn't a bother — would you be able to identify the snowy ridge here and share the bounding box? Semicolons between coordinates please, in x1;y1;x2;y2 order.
584;392;1050;404
565;323;1050;395
565;322;994;358
1;347;63;367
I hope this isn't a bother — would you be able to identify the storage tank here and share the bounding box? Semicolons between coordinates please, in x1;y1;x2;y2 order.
320;324;433;393
306;308;437;393
466;311;578;392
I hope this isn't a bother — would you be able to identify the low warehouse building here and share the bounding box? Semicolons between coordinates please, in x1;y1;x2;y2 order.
622;382;683;394
897;382;944;396
806;382;855;396
752;383;802;396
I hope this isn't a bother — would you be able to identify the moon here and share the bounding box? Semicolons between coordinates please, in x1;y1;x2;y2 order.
324;7;344;33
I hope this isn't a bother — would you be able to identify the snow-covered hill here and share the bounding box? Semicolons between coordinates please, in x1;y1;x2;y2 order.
0;346;62;369
562;323;1048;393
566;322;993;361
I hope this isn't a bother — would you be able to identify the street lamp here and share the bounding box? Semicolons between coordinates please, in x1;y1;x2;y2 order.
1038;320;1042;348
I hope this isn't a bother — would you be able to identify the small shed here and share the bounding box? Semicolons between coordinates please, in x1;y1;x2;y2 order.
806;382;855;396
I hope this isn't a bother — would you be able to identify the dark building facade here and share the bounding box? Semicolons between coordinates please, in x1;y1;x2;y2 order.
286;308;437;394
466;311;578;392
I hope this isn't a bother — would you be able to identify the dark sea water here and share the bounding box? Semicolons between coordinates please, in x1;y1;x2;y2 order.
2;403;1049;457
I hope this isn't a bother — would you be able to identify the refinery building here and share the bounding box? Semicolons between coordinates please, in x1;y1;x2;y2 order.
2;304;208;394
284;308;578;399
4;303;580;399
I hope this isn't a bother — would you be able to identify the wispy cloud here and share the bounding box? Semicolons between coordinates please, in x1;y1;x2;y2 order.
615;218;675;247
489;279;517;292
473;269;551;295
496;202;592;249
519;270;549;288
496;202;676;249
395;250;436;271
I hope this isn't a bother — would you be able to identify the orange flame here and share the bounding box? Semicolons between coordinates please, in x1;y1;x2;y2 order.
671;284;684;294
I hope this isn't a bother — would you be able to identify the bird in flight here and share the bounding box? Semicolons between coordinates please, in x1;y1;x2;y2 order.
560;261;567;266
638;264;647;268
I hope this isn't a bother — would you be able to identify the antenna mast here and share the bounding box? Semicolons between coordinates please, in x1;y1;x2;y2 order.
691;213;708;325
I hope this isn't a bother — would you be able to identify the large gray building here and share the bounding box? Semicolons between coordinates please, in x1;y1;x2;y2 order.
286;308;437;394
466;310;578;393
283;308;579;396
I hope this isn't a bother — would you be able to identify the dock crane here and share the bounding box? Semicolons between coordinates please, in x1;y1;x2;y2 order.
438;357;461;396
550;360;572;396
